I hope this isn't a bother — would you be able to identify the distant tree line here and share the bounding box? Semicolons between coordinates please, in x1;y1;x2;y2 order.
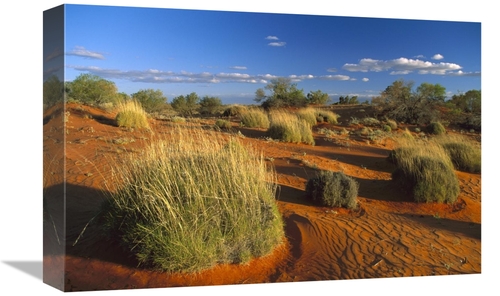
48;74;480;130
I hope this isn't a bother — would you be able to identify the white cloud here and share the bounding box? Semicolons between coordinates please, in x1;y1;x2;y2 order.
362;78;369;82
66;46;105;60
268;42;286;47
230;66;247;70
343;57;462;75
319;75;351;81
414;55;425;59
432;54;444;60
327;68;337;72
265;36;279;40
448;70;481;77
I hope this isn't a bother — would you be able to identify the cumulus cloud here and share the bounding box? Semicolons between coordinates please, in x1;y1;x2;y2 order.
265;36;279;40
230;66;247;70
362;78;369;82
66;46;105;60
343;57;462;75
432;54;444;60
67;65;357;85
268;42;286;47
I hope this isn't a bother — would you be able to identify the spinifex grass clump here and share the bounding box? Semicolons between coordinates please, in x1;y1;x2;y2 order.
240;108;270;128
215;118;232;129
267;110;315;145
305;170;358;209
390;137;460;203
99;129;284;273
433;134;481;173
296;108;318;127
314;108;338;124
426;121;446;135
115;99;150;129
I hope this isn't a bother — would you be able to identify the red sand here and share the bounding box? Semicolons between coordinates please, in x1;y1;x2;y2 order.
43;103;481;291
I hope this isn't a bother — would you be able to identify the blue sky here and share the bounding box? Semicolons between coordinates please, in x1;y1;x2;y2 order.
55;4;481;105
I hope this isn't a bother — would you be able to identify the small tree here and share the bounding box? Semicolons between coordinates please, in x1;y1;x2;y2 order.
199;96;223;116
171;92;199;116
131;89;167;113
43;75;64;108
307;90;330;105
66;73;118;105
255;77;307;109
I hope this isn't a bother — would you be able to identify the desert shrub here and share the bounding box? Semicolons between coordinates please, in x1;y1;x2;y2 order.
199;96;223;116
382;125;392;132
267;110;314;145
433;135;481;173
392;155;459;203
386;119;398;130
305;170;358;209
131;89;167;113
390;137;459;203
115;100;150;129
361;117;380;126
315;109;338;124
99;129;284;273
171;116;186;123
426;121;446;135
240;108;270;129
296;108;319;127
215;119;232;129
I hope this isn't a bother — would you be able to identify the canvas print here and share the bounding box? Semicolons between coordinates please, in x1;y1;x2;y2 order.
43;4;481;292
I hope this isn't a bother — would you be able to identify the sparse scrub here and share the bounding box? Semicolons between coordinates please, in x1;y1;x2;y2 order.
115;100;151;130
240;108;270;129
389;137;460;203
305;170;359;209
171;116;186;123
386;119;398;130
98;129;284;273
361;117;380;126
267;110;315;145
382;125;392;132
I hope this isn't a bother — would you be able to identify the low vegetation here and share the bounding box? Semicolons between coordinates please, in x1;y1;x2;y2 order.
433;134;481;173
240;108;270;129
389;137;460;203
267;110;314;145
98;128;284;273
305;170;359;209
114;100;150;130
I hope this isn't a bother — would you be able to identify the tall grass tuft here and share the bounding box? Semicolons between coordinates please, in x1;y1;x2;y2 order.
296;108;318;127
390;137;459;203
314;108;338;124
98;128;284;273
267;110;315;145
433;134;481;173
240;108;270;129
115;99;151;129
305;170;358;209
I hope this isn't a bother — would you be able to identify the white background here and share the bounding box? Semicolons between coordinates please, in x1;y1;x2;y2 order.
0;1;495;295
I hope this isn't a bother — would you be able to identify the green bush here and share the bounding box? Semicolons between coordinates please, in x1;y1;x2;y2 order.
441;142;481;173
240;108;270;129
426;122;446;135
223;104;248;117
382;124;392;132
305;170;358;209
386;119;398;130
99;130;284;273
392;155;459;203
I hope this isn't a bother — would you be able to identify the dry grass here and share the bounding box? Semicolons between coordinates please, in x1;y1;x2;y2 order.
98;127;284;273
115;100;150;130
240;108;270;129
267;110;315;145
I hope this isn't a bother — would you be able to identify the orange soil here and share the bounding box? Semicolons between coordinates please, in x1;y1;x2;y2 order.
43;103;481;292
